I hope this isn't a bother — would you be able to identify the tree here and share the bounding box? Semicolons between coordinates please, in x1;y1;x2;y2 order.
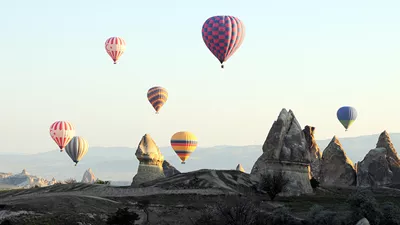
106;207;140;225
258;170;289;201
137;199;150;224
64;178;77;184
95;179;111;185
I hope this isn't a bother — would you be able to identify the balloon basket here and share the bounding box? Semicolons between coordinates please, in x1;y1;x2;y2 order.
181;162;185;164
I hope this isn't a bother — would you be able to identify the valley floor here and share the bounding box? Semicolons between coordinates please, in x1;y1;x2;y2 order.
0;183;400;225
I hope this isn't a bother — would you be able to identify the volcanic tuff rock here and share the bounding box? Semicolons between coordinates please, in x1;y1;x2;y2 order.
303;125;322;180
236;164;245;172
0;169;56;188
355;218;370;225
356;131;400;187
251;108;313;196
131;134;165;187
163;160;180;177
320;136;356;186
81;168;96;184
0;173;12;179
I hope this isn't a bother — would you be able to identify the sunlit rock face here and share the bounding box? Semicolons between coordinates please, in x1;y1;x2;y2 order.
81;168;96;184
236;164;245;172
131;134;165;187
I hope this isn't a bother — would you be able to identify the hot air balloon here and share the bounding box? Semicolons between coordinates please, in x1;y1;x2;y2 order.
65;136;89;166
201;15;245;69
105;37;126;64
147;86;168;114
337;106;357;131
49;121;75;152
171;131;198;164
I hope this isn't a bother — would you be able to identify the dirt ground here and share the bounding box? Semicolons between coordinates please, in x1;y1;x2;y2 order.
1;184;400;225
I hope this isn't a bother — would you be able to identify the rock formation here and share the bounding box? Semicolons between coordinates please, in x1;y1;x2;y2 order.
81;168;97;184
356;218;370;225
0;169;56;188
303;126;322;180
163;160;180;177
0;172;12;179
131;134;165;187
356;131;400;187
236;164;245;172
251;108;313;196
320;136;356;186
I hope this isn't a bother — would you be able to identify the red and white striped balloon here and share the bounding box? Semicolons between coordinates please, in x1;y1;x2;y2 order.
49;121;75;152
105;37;126;64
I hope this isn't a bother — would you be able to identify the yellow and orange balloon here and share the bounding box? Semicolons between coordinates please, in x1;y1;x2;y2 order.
170;131;198;164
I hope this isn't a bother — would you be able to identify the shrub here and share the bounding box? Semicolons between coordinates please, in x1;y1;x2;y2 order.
194;206;218;225
258;170;289;201
106;207;140;225
380;202;400;225
346;190;383;225
64;178;77;184
194;196;261;225
306;205;346;225
270;207;303;225
95;179;111;185
0;220;12;225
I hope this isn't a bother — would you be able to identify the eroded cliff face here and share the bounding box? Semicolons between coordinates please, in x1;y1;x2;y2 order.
251;108;313;196
303;126;322;180
357;131;400;187
131;134;165;187
320;136;356;186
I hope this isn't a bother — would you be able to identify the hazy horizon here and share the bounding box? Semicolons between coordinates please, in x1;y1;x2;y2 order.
1;0;400;154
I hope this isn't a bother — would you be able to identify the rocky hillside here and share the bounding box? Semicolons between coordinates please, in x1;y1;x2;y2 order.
139;169;257;193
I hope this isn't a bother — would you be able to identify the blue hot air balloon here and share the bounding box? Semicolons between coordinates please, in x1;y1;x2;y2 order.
337;106;357;131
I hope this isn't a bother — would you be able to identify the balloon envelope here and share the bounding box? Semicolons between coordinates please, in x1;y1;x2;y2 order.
65;136;89;166
201;15;245;68
49;121;75;151
337;106;357;130
105;37;126;64
147;86;168;114
171;131;198;164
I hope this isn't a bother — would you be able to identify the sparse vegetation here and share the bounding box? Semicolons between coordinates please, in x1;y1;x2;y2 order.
95;179;111;185
106;207;140;225
194;196;261;225
194;196;302;225
64;178;77;184
258;170;289;201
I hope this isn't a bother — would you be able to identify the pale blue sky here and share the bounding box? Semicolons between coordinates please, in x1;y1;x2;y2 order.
0;0;399;153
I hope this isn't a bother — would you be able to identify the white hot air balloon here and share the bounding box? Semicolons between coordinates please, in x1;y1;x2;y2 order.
65;136;89;166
